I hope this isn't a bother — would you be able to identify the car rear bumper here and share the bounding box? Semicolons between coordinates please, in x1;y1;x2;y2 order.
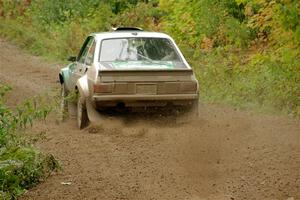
92;94;198;107
93;93;198;101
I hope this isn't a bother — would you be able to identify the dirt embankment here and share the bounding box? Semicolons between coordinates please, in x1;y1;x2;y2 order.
0;39;299;200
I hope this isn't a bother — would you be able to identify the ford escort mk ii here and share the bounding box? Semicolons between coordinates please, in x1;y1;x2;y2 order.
59;28;199;128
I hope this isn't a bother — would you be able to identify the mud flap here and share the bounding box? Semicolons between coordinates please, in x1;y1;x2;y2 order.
85;99;105;124
85;99;124;129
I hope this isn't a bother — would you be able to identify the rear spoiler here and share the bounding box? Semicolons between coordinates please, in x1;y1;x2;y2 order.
99;68;193;73
98;69;194;82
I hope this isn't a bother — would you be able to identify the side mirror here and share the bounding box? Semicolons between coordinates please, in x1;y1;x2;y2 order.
67;56;77;62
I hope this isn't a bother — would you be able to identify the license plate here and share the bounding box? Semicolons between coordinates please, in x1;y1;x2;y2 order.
136;84;157;94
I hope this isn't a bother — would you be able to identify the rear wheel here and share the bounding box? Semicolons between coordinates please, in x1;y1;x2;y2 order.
77;94;89;129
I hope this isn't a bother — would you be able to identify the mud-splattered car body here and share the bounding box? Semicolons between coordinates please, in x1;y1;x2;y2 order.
59;28;199;128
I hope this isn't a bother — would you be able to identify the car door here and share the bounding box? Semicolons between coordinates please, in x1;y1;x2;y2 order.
70;36;94;89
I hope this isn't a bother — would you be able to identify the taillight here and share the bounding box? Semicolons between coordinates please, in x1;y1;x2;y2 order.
94;83;113;93
180;82;198;92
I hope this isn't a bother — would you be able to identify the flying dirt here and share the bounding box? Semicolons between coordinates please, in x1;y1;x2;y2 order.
0;38;299;200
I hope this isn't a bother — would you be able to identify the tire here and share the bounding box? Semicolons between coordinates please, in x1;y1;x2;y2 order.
60;83;68;121
77;94;89;129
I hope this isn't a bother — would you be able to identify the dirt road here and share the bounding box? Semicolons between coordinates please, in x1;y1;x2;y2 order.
1;39;299;200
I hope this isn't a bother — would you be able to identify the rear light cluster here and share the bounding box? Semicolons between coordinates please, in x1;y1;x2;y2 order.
94;83;113;93
180;82;198;92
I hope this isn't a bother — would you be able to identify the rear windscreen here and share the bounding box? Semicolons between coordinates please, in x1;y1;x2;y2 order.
99;38;182;62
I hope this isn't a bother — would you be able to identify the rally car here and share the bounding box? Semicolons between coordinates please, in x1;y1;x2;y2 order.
59;27;199;129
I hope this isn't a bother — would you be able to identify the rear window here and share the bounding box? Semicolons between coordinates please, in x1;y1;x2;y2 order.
99;38;182;62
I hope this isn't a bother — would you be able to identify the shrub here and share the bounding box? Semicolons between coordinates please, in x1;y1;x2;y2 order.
160;0;251;51
0;85;58;199
112;2;164;31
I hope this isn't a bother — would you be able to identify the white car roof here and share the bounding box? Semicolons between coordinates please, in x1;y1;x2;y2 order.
92;31;173;41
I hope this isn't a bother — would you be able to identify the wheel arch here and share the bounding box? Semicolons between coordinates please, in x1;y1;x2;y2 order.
59;73;64;84
59;65;73;87
75;75;90;104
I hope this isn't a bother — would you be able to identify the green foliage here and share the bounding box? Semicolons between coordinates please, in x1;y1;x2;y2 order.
0;0;25;19
28;0;104;25
160;0;251;49
0;85;58;199
0;148;58;199
108;0;156;14
1;0;114;60
194;46;300;115
112;2;164;31
279;0;300;32
279;0;300;44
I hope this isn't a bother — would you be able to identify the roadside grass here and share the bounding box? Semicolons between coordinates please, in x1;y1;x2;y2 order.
190;47;300;117
0;85;59;199
0;19;70;62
